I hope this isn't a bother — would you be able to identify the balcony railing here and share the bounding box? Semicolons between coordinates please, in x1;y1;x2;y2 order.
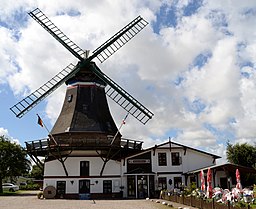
25;137;143;153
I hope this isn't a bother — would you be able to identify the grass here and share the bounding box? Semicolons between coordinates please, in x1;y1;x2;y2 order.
250;203;256;209
0;190;25;196
0;191;19;196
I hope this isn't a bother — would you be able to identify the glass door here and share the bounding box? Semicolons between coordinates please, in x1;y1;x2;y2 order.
137;175;148;198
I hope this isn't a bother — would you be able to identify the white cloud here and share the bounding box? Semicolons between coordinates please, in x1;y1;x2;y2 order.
0;127;20;144
2;0;256;162
207;143;227;165
0;27;18;84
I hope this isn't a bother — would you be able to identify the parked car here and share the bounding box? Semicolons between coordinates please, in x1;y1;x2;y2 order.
19;182;27;186
2;183;19;192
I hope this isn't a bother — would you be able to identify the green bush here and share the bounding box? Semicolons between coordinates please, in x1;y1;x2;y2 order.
19;184;40;190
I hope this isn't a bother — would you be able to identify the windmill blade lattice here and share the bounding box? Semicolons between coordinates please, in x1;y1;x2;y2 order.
10;63;76;118
91;65;153;124
91;16;148;63
29;8;84;61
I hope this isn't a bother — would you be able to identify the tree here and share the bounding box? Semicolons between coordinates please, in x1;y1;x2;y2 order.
226;142;256;168
226;142;256;186
0;136;31;193
30;164;44;180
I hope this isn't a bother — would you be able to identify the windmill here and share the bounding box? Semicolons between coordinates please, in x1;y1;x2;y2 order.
10;8;153;179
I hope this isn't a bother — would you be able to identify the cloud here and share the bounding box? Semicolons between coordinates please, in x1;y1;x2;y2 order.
0;27;19;85
0;127;20;144
2;1;256;162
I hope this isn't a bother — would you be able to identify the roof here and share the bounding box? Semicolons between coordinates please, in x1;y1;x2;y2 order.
154;140;221;159
125;140;221;159
186;162;256;174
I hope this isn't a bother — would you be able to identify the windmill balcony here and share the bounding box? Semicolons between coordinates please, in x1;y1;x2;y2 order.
25;137;143;156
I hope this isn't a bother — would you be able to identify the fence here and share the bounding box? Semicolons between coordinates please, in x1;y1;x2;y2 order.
161;192;250;209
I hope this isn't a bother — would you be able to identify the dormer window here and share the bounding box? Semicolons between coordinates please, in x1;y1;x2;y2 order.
158;153;167;166
67;94;73;102
171;152;181;165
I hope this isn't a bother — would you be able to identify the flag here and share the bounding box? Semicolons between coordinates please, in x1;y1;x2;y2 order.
206;168;212;198
122;113;129;124
200;170;205;191
236;169;242;191
37;115;43;127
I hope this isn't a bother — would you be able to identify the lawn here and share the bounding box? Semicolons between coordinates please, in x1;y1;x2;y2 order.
250;203;256;209
0;191;20;196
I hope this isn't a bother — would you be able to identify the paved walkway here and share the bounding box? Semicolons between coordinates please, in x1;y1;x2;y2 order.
0;192;197;209
0;196;155;209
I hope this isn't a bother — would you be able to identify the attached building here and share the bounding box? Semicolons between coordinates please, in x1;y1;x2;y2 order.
38;140;220;199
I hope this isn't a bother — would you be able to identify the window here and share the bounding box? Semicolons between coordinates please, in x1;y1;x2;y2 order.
158;177;167;190
171;152;181;165
174;177;182;189
158;153;167;166
67;94;73;102
190;176;196;184
56;181;66;195
80;161;89;176
103;180;112;194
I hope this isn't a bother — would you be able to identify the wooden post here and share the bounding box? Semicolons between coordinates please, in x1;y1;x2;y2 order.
212;198;214;209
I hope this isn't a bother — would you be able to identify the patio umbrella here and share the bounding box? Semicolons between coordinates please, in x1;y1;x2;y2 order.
236;169;242;190
206;168;213;198
200;170;205;191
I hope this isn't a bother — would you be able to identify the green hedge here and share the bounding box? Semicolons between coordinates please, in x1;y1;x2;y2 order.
19;184;40;190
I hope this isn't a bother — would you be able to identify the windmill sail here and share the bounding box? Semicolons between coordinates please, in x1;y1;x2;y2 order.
91;16;148;63
29;8;148;64
10;63;76;118
91;65;153;124
29;8;84;61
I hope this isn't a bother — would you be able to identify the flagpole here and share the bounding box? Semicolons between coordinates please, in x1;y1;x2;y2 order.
37;114;58;145
110;113;129;145
169;137;172;152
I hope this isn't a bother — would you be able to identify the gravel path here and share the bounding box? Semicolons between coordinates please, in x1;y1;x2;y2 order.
0;196;161;209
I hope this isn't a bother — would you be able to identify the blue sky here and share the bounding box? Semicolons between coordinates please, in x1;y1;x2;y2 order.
1;0;256;164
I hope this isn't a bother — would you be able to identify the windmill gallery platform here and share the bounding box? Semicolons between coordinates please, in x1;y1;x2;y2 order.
10;8;220;199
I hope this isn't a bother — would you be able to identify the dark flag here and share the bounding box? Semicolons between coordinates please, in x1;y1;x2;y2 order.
37;115;43;127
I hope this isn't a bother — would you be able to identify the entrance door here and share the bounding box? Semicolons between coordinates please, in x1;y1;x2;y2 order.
79;180;90;193
127;176;136;198
137;175;148;198
220;177;228;189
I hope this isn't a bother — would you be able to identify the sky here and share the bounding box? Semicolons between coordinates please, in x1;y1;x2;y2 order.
1;0;256;164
